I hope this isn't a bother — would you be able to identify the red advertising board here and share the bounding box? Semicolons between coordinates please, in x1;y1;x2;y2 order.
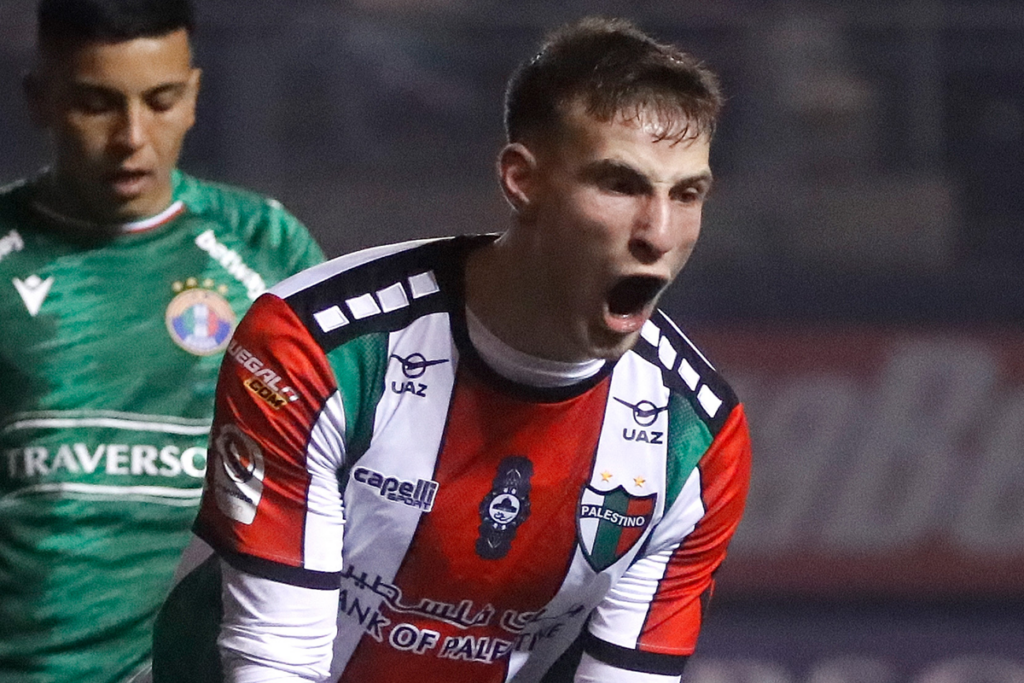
692;326;1024;599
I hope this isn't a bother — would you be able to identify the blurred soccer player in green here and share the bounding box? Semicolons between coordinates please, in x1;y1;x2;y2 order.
0;1;323;680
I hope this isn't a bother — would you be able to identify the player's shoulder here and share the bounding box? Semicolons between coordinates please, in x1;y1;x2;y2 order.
175;172;303;236
265;235;485;352
176;171;321;271
0;179;34;268
627;309;740;435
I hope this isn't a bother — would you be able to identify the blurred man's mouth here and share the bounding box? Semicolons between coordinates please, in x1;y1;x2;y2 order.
107;168;152;197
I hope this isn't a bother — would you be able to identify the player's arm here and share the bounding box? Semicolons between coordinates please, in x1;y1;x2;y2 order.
219;564;338;682
577;403;752;681
195;293;346;681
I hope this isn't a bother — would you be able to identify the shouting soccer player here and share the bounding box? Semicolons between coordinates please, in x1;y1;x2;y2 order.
0;1;323;681
155;17;751;683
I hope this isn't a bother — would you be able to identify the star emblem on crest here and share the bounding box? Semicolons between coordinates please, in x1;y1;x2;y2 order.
633;476;646;488
600;471;613;483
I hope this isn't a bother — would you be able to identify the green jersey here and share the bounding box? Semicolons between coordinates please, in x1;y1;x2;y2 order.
0;171;324;683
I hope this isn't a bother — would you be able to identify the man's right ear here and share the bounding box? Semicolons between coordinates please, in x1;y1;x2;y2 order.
23;72;50;128
497;143;539;218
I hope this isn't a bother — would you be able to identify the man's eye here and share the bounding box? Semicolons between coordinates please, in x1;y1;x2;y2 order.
73;94;117;114
673;186;708;204
148;91;182;112
601;176;642;195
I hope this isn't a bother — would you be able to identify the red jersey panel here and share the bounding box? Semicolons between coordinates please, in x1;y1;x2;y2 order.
340;366;610;682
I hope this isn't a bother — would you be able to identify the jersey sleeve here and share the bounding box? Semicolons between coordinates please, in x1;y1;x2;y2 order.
194;292;346;588
582;403;752;676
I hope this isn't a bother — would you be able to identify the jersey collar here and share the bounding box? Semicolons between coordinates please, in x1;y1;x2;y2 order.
30;198;186;234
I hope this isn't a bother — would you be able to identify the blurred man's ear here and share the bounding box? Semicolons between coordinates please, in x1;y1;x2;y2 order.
497;142;539;220
182;67;202;130
23;71;50;129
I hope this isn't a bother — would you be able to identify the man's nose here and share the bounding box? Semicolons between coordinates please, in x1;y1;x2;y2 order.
630;195;677;264
111;102;146;152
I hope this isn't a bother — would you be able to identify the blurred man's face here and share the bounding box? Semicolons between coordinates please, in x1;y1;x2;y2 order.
28;29;199;223
521;102;712;361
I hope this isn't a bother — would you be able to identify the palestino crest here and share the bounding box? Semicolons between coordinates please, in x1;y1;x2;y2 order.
577;485;656;572
165;279;236;356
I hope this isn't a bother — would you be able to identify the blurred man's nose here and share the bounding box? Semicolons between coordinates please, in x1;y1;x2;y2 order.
111;101;146;153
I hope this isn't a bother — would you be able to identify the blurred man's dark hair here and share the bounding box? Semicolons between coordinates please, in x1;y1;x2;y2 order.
505;16;723;145
38;0;194;51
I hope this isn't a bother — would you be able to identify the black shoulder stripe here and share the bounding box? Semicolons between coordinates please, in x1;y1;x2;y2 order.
194;522;341;590
282;236;494;354
581;630;690;676
633;310;739;436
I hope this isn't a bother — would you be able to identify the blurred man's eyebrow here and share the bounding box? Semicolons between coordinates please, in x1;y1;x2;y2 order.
144;82;189;96
68;78;190;94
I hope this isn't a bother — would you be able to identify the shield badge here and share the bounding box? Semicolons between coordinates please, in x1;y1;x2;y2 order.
577;485;657;572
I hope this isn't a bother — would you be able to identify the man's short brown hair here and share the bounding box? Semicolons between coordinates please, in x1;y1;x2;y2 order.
504;16;723;144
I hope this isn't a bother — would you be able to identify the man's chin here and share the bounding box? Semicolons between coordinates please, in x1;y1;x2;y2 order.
587;325;642;362
99;191;169;224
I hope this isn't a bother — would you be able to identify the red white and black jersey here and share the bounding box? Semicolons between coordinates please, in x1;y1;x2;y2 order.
154;235;751;682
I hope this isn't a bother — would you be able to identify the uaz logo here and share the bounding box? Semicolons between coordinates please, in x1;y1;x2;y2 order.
390;353;449;397
613;397;667;427
391;353;448;378
614;397;666;445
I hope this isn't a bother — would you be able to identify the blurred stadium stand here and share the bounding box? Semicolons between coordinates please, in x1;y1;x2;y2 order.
3;1;1024;680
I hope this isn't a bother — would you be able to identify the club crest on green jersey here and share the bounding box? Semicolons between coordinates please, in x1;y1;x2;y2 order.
165;280;237;356
578;485;656;572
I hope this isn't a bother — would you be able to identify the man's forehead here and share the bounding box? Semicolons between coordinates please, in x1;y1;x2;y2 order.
557;98;704;145
38;30;193;79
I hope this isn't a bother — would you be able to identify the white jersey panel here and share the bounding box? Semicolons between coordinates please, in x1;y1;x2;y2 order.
302;391;347;572
587;467;705;649
642;466;706;555
219;561;337;681
588;350;670;534
330;312;456;675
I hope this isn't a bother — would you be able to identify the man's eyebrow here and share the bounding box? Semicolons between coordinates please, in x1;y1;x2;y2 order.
581;160;714;193
674;170;714;190
580;159;641;175
579;159;651;185
68;79;190;97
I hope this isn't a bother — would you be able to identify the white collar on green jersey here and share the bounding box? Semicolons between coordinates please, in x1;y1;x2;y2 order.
31;198;186;234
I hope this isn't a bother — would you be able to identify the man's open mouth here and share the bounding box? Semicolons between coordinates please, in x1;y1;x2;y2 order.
606;275;667;316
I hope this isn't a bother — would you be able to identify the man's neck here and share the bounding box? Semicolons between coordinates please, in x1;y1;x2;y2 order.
465;235;584;363
33;171;178;234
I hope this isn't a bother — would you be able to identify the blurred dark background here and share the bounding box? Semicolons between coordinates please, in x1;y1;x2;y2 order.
3;1;1024;680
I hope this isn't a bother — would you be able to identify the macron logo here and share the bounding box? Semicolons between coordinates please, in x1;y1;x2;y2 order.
14;274;54;317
